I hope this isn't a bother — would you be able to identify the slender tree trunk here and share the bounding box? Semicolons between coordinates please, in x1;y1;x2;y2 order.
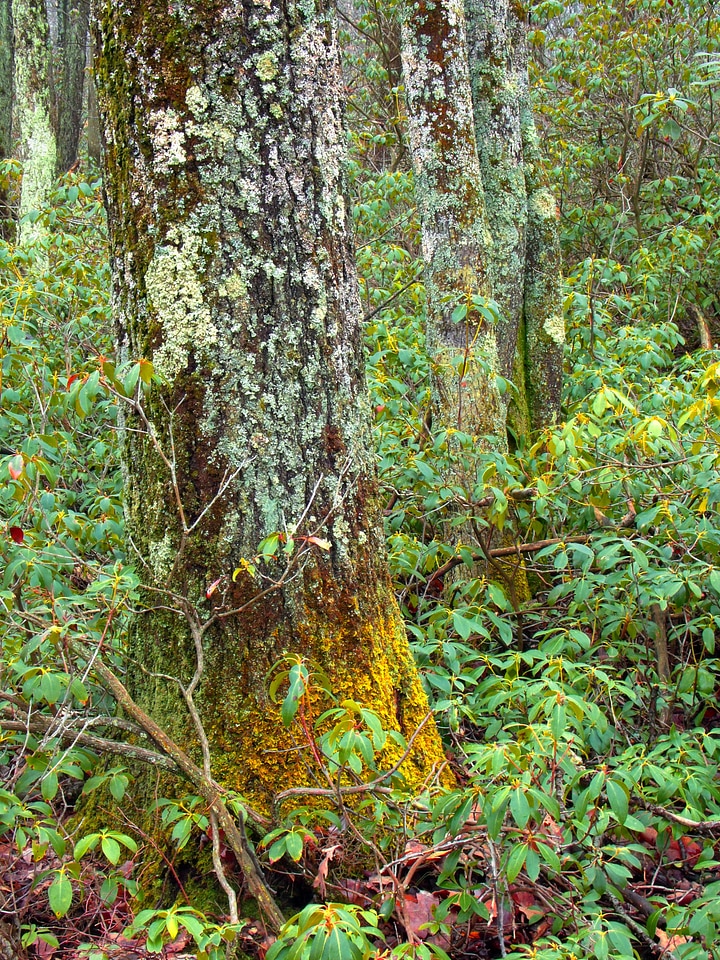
94;0;444;808
12;0;56;244
401;0;563;444
464;0;563;435
55;0;89;174
400;0;506;445
517;47;564;430
84;35;100;166
0;0;14;238
464;0;529;435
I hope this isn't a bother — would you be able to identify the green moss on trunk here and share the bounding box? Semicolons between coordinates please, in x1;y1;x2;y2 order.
94;0;444;810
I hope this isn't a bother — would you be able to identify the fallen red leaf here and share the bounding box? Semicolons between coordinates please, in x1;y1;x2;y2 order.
402;891;439;940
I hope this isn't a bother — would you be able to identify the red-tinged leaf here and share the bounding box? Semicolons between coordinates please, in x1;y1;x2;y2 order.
334;878;375;907
9;526;24;544
305;536;331;550
66;373;80;389
206;577;222;599
8;455;23;480
512;889;545;923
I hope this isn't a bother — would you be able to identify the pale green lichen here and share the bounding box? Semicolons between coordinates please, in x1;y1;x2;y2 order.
149;108;187;173
221;272;248;300
148;533;177;580
542;311;565;345
145;226;218;381
185;84;209;118
256;51;278;81
16;106;56;246
528;187;557;222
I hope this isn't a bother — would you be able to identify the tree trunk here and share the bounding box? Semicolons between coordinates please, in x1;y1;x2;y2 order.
12;0;56;243
517;45;564;431
400;0;506;446
93;0;444;808
464;0;563;435
401;0;563;444
0;0;13;238
55;0;89;174
84;36;100;166
464;0;529;435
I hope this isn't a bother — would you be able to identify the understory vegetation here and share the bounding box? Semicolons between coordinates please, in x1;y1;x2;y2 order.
2;0;720;958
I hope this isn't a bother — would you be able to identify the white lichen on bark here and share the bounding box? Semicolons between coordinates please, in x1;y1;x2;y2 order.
401;0;505;443
402;0;564;439
12;0;56;246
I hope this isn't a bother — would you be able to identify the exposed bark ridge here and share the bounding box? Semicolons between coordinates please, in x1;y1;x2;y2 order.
400;0;505;444
12;0;56;243
94;0;444;807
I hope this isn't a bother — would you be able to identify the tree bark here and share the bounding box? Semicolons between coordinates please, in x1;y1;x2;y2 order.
465;0;563;435
0;0;13;237
84;34;100;166
93;0;444;808
400;0;505;445
12;0;56;244
401;0;563;444
55;0;89;174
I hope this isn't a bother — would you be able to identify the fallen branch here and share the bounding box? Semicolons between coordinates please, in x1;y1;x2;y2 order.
81;653;285;934
637;798;720;834
0;717;179;772
426;535;593;586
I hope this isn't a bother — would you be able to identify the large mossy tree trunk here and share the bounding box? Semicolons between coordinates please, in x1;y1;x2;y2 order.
401;0;563;446
0;0;13;238
94;0;444;809
55;0;89;174
12;0;56;244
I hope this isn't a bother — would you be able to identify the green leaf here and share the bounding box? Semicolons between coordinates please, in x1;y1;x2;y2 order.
41;772;58;801
509;788;531;829
452;611;478;641
606;779;629;825
101;835;122;864
74;833;99;859
505;842;527;882
101;877;119;904
48;873;73;918
285;831;304;861
109;775;128;802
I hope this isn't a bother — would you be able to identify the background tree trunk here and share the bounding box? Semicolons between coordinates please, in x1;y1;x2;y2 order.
402;0;563;445
465;0;563;435
400;0;506;445
55;0;89;174
94;0;444;808
0;0;14;238
12;0;56;243
84;36;100;166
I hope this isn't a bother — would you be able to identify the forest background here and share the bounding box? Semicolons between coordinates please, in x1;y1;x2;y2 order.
1;1;720;959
